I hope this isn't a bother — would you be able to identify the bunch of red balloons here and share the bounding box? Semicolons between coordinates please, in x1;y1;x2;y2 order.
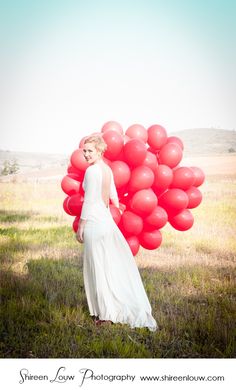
61;121;205;256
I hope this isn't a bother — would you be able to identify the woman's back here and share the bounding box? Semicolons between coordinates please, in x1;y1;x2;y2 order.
81;162;118;222
99;162;112;208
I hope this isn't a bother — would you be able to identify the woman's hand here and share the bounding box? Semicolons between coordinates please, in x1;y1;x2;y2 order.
119;203;126;215
76;219;86;243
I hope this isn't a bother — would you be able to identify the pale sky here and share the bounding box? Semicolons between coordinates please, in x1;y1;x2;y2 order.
1;0;236;153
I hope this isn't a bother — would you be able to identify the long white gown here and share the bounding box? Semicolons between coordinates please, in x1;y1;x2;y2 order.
80;163;157;331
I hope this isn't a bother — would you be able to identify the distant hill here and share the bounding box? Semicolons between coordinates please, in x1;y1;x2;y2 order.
0;150;68;173
171;128;236;156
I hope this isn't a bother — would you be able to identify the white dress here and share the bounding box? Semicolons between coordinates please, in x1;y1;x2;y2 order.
80;163;157;331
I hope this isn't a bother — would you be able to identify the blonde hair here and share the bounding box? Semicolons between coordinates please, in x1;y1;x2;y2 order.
84;135;107;154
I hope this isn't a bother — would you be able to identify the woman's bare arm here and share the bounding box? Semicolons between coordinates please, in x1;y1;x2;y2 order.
76;218;86;243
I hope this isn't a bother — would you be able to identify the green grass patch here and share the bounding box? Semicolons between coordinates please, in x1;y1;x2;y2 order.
0;180;235;358
1;260;235;358
0;210;33;223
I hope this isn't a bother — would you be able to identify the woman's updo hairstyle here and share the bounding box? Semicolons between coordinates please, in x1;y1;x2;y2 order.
84;135;107;155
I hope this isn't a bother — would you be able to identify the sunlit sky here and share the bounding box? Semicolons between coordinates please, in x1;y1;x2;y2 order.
1;0;236;153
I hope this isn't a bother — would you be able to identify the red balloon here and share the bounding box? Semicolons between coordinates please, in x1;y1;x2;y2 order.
101;120;123;134
153;164;173;191
145;206;168;229
158;188;189;212
166;136;184;150
72;216;80;233
103;130;124;160
68;169;85;182
117;185;130;199
142;151;158;172
147;124;167;150
123;139;147;167
63;196;73;215
67;193;84;216
118;221;129;238
123;135;130;144
109;205;121;225
67;163;82;176
70;149;89;171
147;146;157;154
130;189;157;217
79;136;88;148
119;195;132;213
171;167;195;190
113;147;125;162
61;174;81;196
168;209;194;231
190;167;205;187
125;124;148;143
67;163;85;182
110;160;131;188
185;186;202;208
158;142;183;168
128;165;154;192
139;229;162;250
126;236;140;256
121;211;143;236
62;122;204;253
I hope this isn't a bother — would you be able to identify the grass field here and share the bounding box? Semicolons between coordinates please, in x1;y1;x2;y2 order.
0;157;236;358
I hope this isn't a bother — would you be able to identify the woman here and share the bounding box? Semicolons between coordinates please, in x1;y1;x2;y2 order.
76;135;157;331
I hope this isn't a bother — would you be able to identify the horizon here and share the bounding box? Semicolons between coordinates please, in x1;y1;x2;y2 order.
1;127;235;155
1;0;236;154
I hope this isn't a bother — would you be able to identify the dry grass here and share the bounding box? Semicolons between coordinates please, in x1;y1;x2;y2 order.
182;154;236;176
0;155;235;358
